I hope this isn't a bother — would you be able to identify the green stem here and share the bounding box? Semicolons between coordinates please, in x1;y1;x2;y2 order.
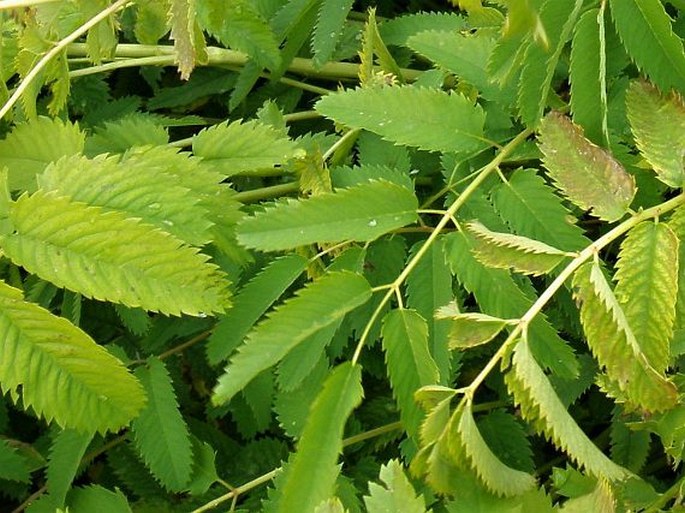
0;0;60;8
643;473;685;513
232;182;300;203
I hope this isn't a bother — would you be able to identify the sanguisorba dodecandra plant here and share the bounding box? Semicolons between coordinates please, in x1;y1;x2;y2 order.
4;0;685;512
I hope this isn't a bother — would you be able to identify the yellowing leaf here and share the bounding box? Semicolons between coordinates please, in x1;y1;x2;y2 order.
539;112;635;221
443;312;509;349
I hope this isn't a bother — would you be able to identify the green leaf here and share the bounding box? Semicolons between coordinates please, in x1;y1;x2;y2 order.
169;0;204;80
0;117;84;191
614;222;678;373
441;312;509;349
316;86;486;154
236;180;418;252
465;221;569;276
0;280;145;433
505;336;629;481
312;0;354;67
538;112;635;222
38;153;213;247
213;272;371;405
192;119;302;176
444;478;554;513
381;309;440;439
185;438;219;496
573;261;678;413
47;429;93;506
609;0;685;94
569;8;609;146
491;169;588;252
276;362;363;513
1;191;230;316
134;0;169;45
207;255;307;364
453;402;537;496
378;12;466;47
67;485;132;513
610;420;650;474
331;164;414;191
131;358;193;492
364;459;429;513
477;410;534;473
626;80;685;188
0;439;30;482
84;114;169;156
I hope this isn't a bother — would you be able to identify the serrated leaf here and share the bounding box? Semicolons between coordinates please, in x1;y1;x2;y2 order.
379;12;466;47
1;191;230;316
192;119;301;176
134;0;169;45
316;86;486;154
573;261;678;412
626;80;685;188
0;117;84;191
477;410;534;473
312;0;354;67
331;164;414;191
539;112;635;222
67;485;132;513
47;428;93;506
207;255;307;364
381;309;440;439
236;180;418;252
465;221;569;276
570;8;609;146
505;337;629;481
185;438;219;496
38;153;213;247
610;420;650;474
85;114;169;156
276;362;363;513
609;0;685;94
491;169;589;252
453;402;537;497
132;358;193;491
443;312;509;349
0;280;145;433
364;459;429;513
0;439;30;482
213;272;371;405
614;222;678;373
169;0;201;80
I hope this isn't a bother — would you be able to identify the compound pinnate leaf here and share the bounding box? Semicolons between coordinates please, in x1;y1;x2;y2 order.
626;80;685;188
539;112;635;222
0;280;145;433
316;86;486;153
236;180;418;252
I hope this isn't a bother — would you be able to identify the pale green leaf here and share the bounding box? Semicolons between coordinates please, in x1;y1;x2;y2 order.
207;255;307;364
381;309;440;439
626;80;685;188
0;117;84;191
443;312;509;349
570;8;609;146
236;180;418;252
539;112;635;222
1;191;230;316
312;0;354;67
47;429;93;506
212;272;371;405
573;262;677;412
316;86;486;153
505;337;629;480
132;358;193;491
465;221;569;276
38;153;213;247
314;498;347;513
67;485;132;513
364;459;429;513
169;0;202;79
455;402;537;496
444;478;554;513
614;222;678;373
609;0;685;93
276;362;363;513
0;280;145;433
0;439;30;482
192;119;302;176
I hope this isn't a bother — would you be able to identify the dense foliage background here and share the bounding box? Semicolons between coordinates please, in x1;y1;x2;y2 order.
3;0;685;512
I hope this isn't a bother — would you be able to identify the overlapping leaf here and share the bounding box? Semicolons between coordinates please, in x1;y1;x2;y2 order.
572;262;677;412
169;0;204;79
1;191;230;316
539;112;635;222
316;86;486;153
67;485;133;513
47;429;93;507
439;312;509;349
311;0;354;67
465;221;569;276
132;358;193;491
236;180;418;251
212;272;371;405
0;280;145;433
0;439;30;482
364;460;428;513
626;80;685;188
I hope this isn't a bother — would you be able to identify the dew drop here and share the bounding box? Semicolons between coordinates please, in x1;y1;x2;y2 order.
368;219;377;227
162;219;174;227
